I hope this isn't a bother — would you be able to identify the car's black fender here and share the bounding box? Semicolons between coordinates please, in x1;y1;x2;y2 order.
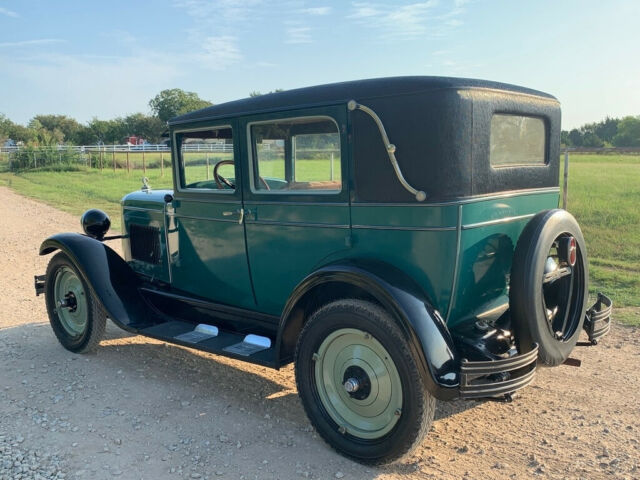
40;233;150;332
277;260;460;400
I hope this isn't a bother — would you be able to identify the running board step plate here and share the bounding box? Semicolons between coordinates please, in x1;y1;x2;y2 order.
223;334;271;357
139;321;277;367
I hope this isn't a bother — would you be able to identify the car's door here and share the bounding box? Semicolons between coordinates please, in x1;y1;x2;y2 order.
241;106;351;315
167;122;255;310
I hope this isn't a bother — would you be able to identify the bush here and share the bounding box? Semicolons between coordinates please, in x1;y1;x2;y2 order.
9;146;83;172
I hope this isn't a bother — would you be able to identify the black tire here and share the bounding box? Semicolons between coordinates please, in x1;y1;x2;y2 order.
510;209;589;366
294;299;435;465
44;252;107;353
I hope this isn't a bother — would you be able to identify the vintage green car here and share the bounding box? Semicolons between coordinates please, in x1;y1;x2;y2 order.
35;76;612;464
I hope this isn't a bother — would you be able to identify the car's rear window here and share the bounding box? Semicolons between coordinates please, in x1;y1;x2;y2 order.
490;114;546;167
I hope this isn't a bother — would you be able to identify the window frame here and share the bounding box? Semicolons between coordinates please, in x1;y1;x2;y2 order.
173;124;237;195
247;115;343;196
489;113;549;169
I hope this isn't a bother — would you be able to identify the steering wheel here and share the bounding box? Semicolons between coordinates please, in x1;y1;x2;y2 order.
214;160;236;189
213;160;271;191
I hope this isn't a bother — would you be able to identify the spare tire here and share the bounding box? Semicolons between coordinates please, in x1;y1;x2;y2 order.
510;209;589;366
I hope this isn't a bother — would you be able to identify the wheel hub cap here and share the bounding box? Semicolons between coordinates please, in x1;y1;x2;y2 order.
54;267;88;337
313;328;403;440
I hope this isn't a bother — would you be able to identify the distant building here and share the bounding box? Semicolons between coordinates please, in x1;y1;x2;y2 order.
124;135;146;146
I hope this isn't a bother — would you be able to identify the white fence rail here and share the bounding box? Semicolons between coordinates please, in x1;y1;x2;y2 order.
1;143;234;154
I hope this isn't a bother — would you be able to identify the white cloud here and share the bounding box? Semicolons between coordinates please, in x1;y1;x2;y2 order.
175;0;263;24
349;0;467;40
0;6;18;17
285;25;312;44
195;35;242;69
0;39;64;48
301;6;331;16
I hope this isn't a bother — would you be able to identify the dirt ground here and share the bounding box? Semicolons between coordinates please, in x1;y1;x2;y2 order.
0;185;638;480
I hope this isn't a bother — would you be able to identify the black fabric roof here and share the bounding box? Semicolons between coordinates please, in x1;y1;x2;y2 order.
168;76;556;125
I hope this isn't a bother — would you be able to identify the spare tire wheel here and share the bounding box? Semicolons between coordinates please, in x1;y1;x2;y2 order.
510;209;589;366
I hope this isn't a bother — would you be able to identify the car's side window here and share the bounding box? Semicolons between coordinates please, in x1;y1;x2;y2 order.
178;126;235;191
250;117;341;193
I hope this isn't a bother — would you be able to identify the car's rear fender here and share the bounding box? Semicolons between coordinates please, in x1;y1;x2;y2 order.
39;233;151;332
277;260;460;400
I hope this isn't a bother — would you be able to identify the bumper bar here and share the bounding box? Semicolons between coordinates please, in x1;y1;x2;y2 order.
459;344;538;399
34;274;45;296
583;293;612;344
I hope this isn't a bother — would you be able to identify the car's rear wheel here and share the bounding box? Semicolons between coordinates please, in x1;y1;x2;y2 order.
510;209;589;366
45;252;107;353
295;299;435;465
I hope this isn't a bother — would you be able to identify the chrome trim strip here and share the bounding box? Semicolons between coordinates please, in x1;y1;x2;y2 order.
462;213;535;230
123;206;164;213
246;219;349;229
243;200;349;207
174;196;240;204
351;187;560;207
348;100;426;202
445;204;463;323
351;224;455;232
169;213;239;224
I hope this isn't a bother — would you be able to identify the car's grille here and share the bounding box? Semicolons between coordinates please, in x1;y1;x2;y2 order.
129;224;161;264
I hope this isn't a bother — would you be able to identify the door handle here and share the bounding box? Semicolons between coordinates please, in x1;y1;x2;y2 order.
222;208;245;224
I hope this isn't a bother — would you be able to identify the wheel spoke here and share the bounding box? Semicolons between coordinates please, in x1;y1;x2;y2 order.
557;271;575;338
542;266;572;284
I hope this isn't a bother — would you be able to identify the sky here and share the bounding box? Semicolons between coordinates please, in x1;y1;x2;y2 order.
1;0;639;130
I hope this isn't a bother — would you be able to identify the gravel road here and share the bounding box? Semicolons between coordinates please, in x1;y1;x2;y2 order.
0;186;639;480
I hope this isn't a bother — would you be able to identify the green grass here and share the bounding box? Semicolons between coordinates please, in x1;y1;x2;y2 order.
561;154;640;323
0;153;637;325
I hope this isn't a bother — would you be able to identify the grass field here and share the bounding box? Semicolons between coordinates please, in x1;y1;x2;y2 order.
0;154;637;325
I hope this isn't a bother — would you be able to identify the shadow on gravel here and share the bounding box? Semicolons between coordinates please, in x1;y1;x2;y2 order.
3;320;479;476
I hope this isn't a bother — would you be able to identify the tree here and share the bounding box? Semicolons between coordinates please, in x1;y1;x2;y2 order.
249;89;284;97
560;130;572;147
30;115;83;143
568;129;583;147
124;113;165;143
594;116;618;144
149;89;212;123
612;116;640;147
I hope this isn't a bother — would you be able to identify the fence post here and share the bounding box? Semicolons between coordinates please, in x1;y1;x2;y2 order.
100;148;103;171
113;148;116;172
142;150;146;175
562;151;569;210
206;154;209;180
127;151;130;173
161;151;164;177
330;152;334;180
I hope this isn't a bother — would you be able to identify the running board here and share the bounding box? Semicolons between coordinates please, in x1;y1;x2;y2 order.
140;321;278;368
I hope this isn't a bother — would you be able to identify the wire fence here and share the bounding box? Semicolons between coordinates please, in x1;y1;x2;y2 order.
0;144;233;173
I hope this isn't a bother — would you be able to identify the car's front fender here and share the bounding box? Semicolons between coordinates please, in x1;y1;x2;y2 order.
277;260;460;400
40;233;150;332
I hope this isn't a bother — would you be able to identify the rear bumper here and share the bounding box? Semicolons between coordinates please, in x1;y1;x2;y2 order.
583;293;612;344
459;344;538;400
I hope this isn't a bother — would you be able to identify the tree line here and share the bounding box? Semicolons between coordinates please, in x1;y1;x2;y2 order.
561;115;640;147
0;89;212;146
5;88;637;149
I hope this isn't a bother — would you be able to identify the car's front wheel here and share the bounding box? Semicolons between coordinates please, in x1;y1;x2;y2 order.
295;299;435;465
44;252;107;353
